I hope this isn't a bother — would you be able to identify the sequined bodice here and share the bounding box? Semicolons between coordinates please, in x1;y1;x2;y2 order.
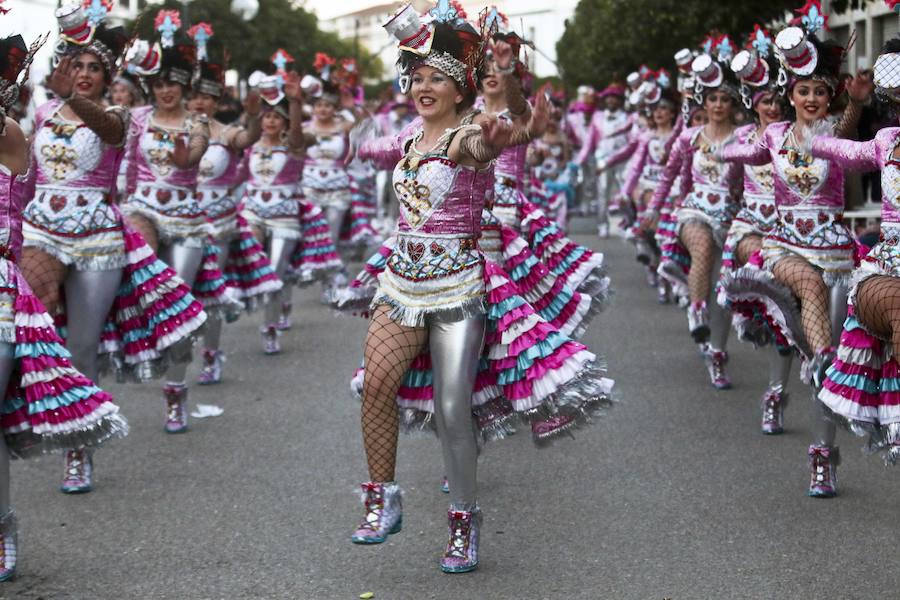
130;106;198;189
766;122;842;209
247;143;302;189
594;109;629;155
690;132;728;189
32;101;122;190
392;130;492;236
305;130;347;166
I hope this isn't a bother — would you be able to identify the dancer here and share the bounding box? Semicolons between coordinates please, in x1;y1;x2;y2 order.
643;36;742;389
349;3;612;574
188;24;280;383
24;5;205;493
718;6;870;496
812;40;900;463
575;82;631;237
564;84;598;217
121;15;213;432
719;29;793;433
0;28;129;580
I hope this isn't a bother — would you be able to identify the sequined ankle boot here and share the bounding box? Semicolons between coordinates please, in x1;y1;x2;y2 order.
0;511;16;581
703;346;731;389
197;349;225;385
687;301;710;343
260;324;280;355
276;302;292;331
761;385;788;434
440;505;482;573
808;445;840;498
61;449;93;494
164;384;188;433
350;482;403;544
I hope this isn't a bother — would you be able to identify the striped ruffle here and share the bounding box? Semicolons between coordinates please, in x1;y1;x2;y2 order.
224;215;283;310
288;200;343;285
192;240;244;322
0;265;128;458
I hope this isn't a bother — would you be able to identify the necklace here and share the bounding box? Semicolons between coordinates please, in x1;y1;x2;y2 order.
400;127;455;172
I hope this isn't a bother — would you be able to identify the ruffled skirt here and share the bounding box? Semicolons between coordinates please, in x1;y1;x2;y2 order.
123;184;209;248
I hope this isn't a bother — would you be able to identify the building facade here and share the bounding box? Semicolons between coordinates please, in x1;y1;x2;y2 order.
824;0;899;71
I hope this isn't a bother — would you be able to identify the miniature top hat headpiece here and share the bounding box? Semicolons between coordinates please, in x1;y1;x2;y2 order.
53;1;128;80
773;0;843;95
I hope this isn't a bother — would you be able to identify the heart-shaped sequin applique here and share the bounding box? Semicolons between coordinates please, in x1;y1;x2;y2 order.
707;193;720;205
796;219;815;236
49;195;67;212
818;211;829;225
407;242;425;263
76;195;88;207
760;204;775;218
783;211;794;224
262;191;273;202
747;203;757;211
430;242;446;256
156;190;172;204
178;190;187;201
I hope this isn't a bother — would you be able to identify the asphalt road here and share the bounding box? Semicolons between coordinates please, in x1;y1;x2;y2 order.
5;218;900;600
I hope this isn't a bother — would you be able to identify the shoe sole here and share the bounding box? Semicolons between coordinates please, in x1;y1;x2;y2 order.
807;490;836;498
351;519;402;544
0;569;15;582
197;379;221;386
761;427;784;435
441;563;478;574
165;425;189;434
60;485;92;494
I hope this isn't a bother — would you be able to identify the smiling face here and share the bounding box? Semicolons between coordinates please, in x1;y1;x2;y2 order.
261;109;287;137
72;52;106;101
151;79;184;111
790;79;831;124
190;92;218;117
410;65;464;119
480;59;504;99
754;91;784;127
703;89;734;124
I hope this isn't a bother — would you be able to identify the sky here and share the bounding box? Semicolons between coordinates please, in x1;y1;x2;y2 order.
301;0;381;20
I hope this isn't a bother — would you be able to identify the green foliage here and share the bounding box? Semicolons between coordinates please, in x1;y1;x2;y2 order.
127;0;381;77
556;0;787;90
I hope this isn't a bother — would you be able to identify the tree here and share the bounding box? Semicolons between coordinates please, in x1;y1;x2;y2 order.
127;0;381;79
556;0;788;90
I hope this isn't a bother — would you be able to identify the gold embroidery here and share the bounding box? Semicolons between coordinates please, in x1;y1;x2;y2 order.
40;144;78;181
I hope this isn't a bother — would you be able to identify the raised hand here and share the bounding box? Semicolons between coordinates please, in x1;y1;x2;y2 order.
493;40;514;71
480;116;514;150
172;134;190;166
528;84;552;138
47;56;76;100
846;70;874;103
283;71;304;102
244;89;261;116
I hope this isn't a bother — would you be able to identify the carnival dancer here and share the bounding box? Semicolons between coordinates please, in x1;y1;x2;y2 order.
718;28;793;434
347;2;612;573
187;25;281;384
611;84;682;303
574;82;631;237
527;109;573;227
121;14;215;433
642;35;743;389
374;93;416;223
301;54;367;303
23;5;205;493
809;39;900;464
241;71;340;353
564;84;597;217
0;29;131;580
718;4;871;496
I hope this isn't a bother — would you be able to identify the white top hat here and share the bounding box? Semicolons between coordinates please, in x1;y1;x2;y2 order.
125;40;162;76
626;72;641;87
674;48;693;73
775;26;818;77
691;54;723;88
731;49;770;87
384;3;433;57
257;75;285;105
56;4;95;45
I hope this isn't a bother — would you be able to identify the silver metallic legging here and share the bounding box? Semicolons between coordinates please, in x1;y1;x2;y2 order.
65;269;124;381
707;248;731;351
157;243;204;383
427;313;486;510
812;283;850;447
0;343;14;516
263;236;298;325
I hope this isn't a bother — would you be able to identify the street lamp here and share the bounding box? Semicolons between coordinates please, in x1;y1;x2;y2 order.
231;0;259;21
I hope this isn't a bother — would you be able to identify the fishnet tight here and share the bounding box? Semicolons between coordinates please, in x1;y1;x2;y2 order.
126;214;159;253
856;275;900;361
20;247;66;314
362;305;428;482
772;255;832;353
735;234;762;268
680;222;715;303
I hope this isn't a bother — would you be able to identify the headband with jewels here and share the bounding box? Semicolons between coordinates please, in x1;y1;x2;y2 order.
53;2;128;80
386;1;487;95
874;52;900;102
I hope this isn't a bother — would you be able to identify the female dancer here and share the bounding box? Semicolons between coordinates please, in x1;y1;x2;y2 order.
643;37;742;389
121;21;213;431
188;28;281;383
719;32;792;433
351;4;612;573
719;10;870;495
811;39;900;464
24;6;204;492
0;29;128;579
240;72;319;354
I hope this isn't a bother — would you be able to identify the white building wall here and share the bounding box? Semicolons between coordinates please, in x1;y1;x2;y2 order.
824;0;900;71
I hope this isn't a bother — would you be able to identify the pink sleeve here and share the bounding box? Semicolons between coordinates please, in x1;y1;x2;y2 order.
358;117;422;170
574;122;599;165
721;135;770;166
604;135;639;169
649;131;690;212
663;118;684;155
810;136;879;173
124;108;146;196
620;136;649;198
